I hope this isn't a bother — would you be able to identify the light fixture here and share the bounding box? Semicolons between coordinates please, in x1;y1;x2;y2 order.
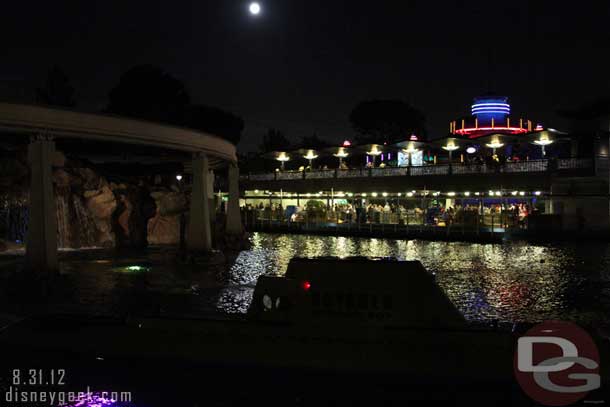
489;190;494;196
333;147;349;159
402;142;419;154
534;191;541;196
175;174;183;181
511;191;518;196
276;152;290;169
361;193;367;197
519;191;525;196
382;192;388;197
442;143;459;152
407;192;413;197
466;146;477;154
254;189;259;194
367;146;382;156
486;141;504;150
464;191;471;196
447;192;456;197
495;191;501;196
303;151;318;161
475;192;480;196
534;138;553;146
372;192;378;197
276;152;290;162
397;193;402;197
533;134;554;156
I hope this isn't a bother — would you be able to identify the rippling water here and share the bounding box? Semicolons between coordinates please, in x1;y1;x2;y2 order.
222;233;610;324
2;233;610;325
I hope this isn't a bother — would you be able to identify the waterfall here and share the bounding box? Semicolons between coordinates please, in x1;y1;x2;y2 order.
56;189;71;248
55;187;99;249
0;194;29;243
72;193;98;247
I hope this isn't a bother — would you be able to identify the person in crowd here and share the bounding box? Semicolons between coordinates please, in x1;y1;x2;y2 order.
382;202;391;223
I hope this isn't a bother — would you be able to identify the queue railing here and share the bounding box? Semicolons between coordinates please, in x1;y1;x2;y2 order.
241;208;524;238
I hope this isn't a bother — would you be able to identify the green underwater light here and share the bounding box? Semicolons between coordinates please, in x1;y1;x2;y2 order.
114;264;151;273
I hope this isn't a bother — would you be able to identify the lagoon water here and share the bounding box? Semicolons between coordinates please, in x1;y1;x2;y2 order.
2;232;609;325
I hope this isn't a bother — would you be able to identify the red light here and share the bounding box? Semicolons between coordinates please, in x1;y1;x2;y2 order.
302;281;311;291
454;126;529;137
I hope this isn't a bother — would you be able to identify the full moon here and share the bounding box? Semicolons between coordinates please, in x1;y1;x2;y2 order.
249;2;261;15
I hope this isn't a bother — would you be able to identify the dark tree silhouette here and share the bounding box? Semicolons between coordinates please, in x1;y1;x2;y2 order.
299;133;331;149
36;65;76;107
259;128;291;153
106;65;244;144
106;65;190;126
184;104;244;145
349;100;426;144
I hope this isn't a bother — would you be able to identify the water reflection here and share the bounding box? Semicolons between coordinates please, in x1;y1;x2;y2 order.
223;233;609;323
1;233;607;325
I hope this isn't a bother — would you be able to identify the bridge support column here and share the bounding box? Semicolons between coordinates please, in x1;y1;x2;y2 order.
225;163;242;234
26;135;58;273
187;153;212;252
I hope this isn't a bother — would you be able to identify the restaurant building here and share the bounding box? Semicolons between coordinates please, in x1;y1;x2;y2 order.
239;95;610;237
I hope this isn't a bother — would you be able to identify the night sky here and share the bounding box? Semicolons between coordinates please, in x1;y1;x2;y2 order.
3;1;610;151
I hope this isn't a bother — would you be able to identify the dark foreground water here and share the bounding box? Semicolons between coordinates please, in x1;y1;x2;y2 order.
1;232;610;325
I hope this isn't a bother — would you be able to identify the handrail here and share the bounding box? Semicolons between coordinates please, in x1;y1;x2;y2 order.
243;158;593;181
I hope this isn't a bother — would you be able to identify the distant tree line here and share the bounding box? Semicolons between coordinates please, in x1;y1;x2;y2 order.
36;64;244;145
349;100;426;144
258;100;426;155
36;65;428;150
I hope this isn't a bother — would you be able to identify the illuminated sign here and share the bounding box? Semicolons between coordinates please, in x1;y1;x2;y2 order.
471;96;511;117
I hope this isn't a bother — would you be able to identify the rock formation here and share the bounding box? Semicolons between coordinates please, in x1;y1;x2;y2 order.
0;150;187;250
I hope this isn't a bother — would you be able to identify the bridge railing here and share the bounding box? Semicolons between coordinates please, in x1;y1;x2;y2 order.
558;158;595;170
502;160;548;173
241;158;594;181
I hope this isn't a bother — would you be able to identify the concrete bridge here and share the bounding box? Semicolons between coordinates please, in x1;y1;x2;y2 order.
0;103;242;273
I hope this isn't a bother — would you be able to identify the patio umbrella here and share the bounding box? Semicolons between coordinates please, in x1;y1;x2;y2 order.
323;145;352;167
262;151;291;170
393;139;431;166
353;144;387;167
